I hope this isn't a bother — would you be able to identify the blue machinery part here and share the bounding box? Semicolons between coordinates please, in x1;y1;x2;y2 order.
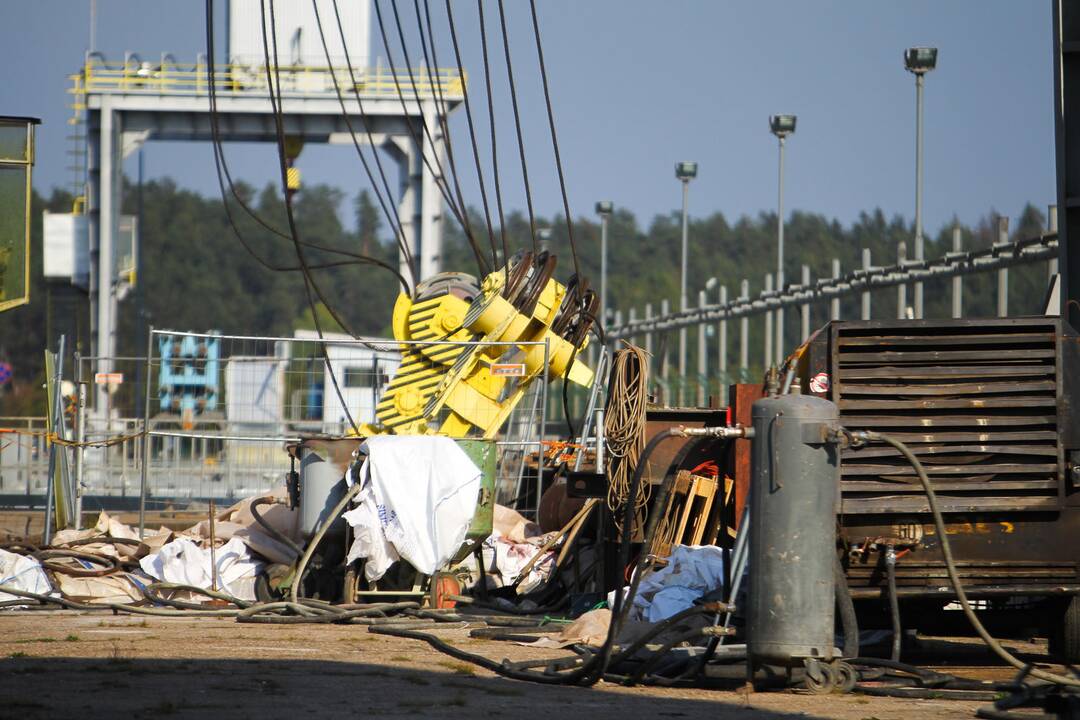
158;333;220;416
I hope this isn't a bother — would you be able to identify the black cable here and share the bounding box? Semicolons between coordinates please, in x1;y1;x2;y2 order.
390;0;486;275
437;0;499;268
886;548;902;663
205;4;409;288
476;0;510;271
249;496;302;557
261;0;360;435
371;0;491;277
495;0;538;252
526;0;582;281
310;0;417;289
835;554;860;659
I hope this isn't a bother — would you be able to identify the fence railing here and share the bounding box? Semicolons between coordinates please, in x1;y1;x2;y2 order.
610;217;1061;405
70;57;465;100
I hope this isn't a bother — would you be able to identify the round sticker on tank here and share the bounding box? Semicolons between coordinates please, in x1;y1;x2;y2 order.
809;372;830;394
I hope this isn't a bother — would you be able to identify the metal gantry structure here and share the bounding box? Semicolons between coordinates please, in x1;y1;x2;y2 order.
69;55;463;414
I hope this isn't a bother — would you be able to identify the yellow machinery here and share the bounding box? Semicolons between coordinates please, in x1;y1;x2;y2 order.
374;251;596;438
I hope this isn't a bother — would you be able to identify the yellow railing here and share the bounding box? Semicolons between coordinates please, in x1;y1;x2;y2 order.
68;59;465;100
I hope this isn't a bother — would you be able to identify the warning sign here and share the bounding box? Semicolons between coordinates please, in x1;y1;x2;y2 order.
490;363;526;377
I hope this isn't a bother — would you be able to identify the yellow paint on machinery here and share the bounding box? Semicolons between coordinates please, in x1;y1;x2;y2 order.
374;256;594;438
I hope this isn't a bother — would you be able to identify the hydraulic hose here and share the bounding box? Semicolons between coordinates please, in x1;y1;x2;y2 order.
835;554;860;659
367;426;697;687
250;496;303;558
848;430;1080;688
290;481;362;605
885;546;902;662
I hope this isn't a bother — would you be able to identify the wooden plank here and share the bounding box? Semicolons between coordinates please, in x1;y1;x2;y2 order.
837;430;1059;443
842;415;1057;428
837;332;1055;347
838;365;1055;380
839;396;1056;410
842;463;1058;476
838;380;1057;396
839;348;1055;363
841;480;1058;492
843;443;1058;459
840;495;1061;513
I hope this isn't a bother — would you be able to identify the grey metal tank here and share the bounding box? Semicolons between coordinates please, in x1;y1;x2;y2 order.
747;393;840;667
297;439;355;539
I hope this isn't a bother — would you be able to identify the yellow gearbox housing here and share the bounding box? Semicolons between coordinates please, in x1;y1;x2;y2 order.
375;256;594;438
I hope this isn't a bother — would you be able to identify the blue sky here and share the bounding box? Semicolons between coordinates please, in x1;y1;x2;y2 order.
1;1;1056;234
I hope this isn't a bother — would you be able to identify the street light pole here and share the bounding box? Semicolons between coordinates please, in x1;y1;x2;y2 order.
769;115;796;367
675;161;697;405
905;46;937;319
595;201;613;336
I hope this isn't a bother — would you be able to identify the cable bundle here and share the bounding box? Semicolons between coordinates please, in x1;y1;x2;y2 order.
604;343;650;536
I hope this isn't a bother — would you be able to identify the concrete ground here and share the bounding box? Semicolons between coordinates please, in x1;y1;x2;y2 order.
1;611;1063;720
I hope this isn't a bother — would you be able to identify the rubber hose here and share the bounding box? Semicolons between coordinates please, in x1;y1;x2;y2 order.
624;626;715;684
886;550;902;662
250;496;303;558
363;427;690;687
290;482;362;605
852;430;1080;688
835;554;860;659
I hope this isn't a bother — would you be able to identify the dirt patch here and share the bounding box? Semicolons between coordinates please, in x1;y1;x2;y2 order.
0;611;1053;719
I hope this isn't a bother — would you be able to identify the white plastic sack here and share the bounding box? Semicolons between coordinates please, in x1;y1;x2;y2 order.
139;536;263;601
0;549;52;605
344;435;480;578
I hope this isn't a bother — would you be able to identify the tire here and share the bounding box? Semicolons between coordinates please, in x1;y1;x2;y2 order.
1050;595;1080;664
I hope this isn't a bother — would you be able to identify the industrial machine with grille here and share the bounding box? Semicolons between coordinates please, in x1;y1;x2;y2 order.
802;317;1080;657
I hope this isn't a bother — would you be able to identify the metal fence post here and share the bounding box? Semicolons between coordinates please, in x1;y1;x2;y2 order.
897;241;908;319
800;264;811;340
538;338;549;521
697;289;707;406
644;302;653;369
952;224;963;319
74;381;87;530
997;216;1009;317
139;325;154;539
1049;204;1059;279
861;248;872;320
831;259;841;320
739;279;749;380
660;298;671;403
764;273;774;369
718;284;728;387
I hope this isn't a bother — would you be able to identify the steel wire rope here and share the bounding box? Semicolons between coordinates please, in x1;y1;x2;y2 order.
310;0;419;282
371;0;491;277
476;0;510;272
421;0;500;270
261;0;360;434
604;344;651;535
526;0;582;281
495;0;538;252
204;0;411;292
387;0;479;258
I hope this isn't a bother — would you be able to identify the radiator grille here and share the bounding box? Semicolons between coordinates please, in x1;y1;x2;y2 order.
831;320;1063;514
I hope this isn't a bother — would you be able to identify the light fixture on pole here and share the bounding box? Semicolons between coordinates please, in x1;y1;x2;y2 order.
595;200;613;334
769;114;796;367
675;161;697;405
905;46;937;319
